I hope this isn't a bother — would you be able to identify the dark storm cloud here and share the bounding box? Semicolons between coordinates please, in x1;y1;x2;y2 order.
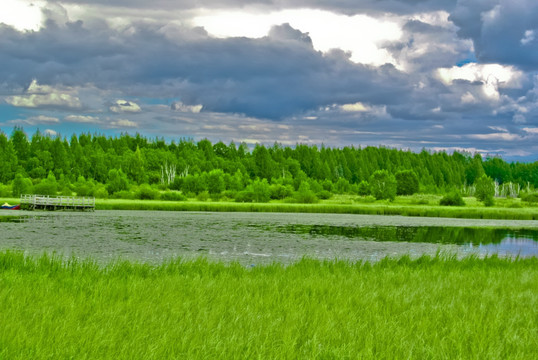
0;20;413;120
450;0;538;70
2;0;538;159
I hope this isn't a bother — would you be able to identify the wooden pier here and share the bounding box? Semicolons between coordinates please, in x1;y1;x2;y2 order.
20;195;95;211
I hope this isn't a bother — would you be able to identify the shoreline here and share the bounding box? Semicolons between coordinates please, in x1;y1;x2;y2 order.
95;199;538;220
2;197;538;220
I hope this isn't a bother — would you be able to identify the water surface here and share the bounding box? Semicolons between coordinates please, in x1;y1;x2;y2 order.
1;211;537;265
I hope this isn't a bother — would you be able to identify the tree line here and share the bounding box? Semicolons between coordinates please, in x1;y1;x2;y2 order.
1;127;537;202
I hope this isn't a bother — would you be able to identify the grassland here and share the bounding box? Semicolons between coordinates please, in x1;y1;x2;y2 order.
93;195;538;220
0;251;536;359
2;194;538;219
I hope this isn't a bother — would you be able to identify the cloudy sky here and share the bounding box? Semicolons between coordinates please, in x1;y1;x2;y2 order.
0;0;537;160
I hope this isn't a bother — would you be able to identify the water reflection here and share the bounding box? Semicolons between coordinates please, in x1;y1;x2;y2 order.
270;224;538;257
0;215;27;223
275;224;538;245
472;238;538;257
1;211;537;263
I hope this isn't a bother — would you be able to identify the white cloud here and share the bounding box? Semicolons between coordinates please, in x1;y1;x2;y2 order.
340;102;368;112
109;100;142;113
469;133;520;141
410;11;455;29
523;127;538;134
26;80;56;94
171;101;203;113
10;115;60;126
65;115;102;123
431;147;488;155
5;80;82;109
5;94;81;108
44;129;58;136
488;126;508;132
108;118;138;128
193;9;401;66
461;92;477;104
437;63;524;101
0;0;43;31
521;30;535;45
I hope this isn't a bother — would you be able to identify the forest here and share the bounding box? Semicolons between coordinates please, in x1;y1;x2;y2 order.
1;127;537;203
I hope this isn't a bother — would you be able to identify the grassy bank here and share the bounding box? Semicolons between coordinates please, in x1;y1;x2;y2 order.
94;198;538;220
0;251;536;359
2;195;538;219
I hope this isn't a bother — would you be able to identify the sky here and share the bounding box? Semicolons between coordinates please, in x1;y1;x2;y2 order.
0;0;537;161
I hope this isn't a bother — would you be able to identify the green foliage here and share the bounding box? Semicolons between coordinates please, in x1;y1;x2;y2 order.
334;178;351;194
33;171;58;196
92;184;109;199
293;182;319;203
250;179;271;203
465;154;485;185
0;184;11;197
395;170;419;195
11;173;33;197
111;190;134;200
134;184;160;200
235;190;255;203
206;169;225;195
321;179;333;192
1;252;537;359
2;127;538;202
354;195;376;203
357;181;370;196
521;192;538;203
370;170;397;201
59;186;73;196
106;169;129;195
73;176;94;196
0;131;17;184
92;198;538;219
181;174;207;195
270;183;294;200
316;190;332;200
196;191;210;201
483;196;495;207
160;191;187;201
440;191;465;206
475;175;495;205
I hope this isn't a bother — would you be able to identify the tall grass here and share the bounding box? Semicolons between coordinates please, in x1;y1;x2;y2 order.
94;198;538;220
1;251;536;359
2;195;537;219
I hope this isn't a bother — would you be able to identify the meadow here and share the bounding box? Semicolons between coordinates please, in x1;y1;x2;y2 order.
90;194;538;220
0;251;536;359
3;193;538;219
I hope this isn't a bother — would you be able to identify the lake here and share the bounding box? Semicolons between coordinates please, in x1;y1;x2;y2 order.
1;211;538;265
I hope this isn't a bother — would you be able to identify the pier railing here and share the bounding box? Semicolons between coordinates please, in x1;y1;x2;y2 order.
20;194;95;211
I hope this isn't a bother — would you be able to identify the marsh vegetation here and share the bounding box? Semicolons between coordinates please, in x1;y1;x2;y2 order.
0;251;536;359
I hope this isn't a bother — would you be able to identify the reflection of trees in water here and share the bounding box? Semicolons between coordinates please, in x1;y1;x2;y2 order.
0;216;22;223
280;224;538;245
0;215;61;224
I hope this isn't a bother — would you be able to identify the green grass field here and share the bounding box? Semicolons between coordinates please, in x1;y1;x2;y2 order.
0;251;536;359
93;196;538;220
2;194;538;219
